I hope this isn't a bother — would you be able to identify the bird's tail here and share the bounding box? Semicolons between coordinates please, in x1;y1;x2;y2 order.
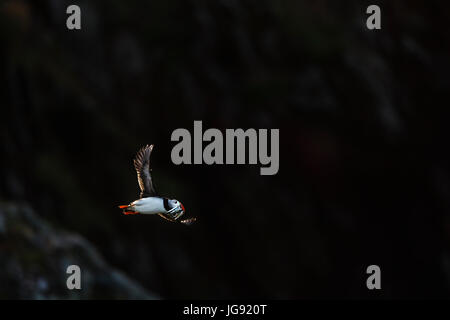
118;204;138;215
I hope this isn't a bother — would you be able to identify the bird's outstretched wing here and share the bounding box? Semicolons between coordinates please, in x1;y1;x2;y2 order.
158;213;197;226
180;218;197;225
133;144;158;198
158;212;176;222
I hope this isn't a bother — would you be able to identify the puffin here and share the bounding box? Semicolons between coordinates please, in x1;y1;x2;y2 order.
119;144;196;225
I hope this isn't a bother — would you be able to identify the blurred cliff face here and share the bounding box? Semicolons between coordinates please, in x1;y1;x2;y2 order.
1;0;450;299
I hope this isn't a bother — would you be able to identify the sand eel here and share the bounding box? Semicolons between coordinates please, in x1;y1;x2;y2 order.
119;145;196;225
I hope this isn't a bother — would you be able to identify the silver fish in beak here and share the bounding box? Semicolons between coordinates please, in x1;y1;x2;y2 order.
167;203;185;220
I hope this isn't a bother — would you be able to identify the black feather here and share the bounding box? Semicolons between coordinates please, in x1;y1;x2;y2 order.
133;144;158;198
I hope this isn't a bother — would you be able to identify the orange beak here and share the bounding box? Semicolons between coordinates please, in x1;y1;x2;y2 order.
180;203;185;213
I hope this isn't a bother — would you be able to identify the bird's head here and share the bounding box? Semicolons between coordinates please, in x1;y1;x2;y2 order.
166;199;185;220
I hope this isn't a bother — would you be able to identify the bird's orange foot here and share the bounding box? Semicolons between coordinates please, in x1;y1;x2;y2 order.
123;211;139;215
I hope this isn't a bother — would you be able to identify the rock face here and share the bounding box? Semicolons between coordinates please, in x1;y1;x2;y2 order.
0;203;157;299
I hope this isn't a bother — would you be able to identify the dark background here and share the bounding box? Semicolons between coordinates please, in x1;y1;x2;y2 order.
1;0;450;299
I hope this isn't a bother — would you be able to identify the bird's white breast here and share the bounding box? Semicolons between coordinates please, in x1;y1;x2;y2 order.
132;197;165;214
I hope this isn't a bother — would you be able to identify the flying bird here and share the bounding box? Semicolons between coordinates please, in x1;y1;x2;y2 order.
119;144;196;225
